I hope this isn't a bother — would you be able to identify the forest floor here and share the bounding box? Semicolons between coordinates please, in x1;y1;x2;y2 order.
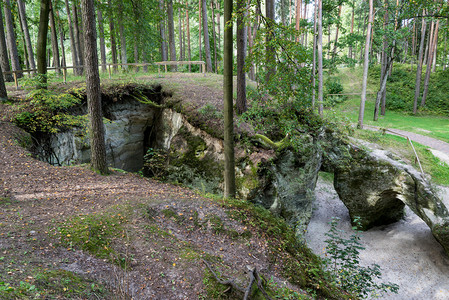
0;76;319;299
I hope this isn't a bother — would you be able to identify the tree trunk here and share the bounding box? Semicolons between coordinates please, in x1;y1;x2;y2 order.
358;0;373;129
311;0;317;108
186;0;191;71
201;0;212;72
65;0;79;73
0;61;6;98
73;0;84;74
223;0;235;198
37;0;51;87
348;0;355;59
236;0;247;114
317;0;323;115
211;0;217;72
216;1;220;51
178;7;183;61
0;8;11;82
167;0;176;71
107;0;118;72
49;1;61;74
265;0;275;81
97;7;107;72
331;5;342;62
159;0;168;61
4;0;22;78
413;14;426;114
421;20;439;107
118;2;127;71
198;0;202;61
57;11;66;68
80;0;108;175
295;0;301;42
379;0;388;116
17;0;35;73
423;21;433;68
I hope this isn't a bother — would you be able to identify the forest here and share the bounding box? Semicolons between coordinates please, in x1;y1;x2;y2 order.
0;0;449;299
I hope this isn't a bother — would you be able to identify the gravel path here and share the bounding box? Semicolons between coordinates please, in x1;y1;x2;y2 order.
306;177;449;300
363;125;449;155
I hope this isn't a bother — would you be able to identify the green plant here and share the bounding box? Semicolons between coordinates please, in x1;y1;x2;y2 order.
143;147;168;178
198;103;223;119
324;217;399;298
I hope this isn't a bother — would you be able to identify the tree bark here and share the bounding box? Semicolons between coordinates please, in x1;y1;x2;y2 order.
107;0;118;72
311;0;317;109
65;0;79;73
178;7;183;61
265;0;275;81
331;5;342;62
167;0;176;71
223;0;235;198
211;0;217;72
73;0;84;74
81;0;108;175
198;0;202;61
317;0;323;115
97;6;107;72
17;0;35;73
236;0;247;114
421;20;439;107
4;0;22;78
159;0;168;61
186;0;191;71
37;0;51;87
0;61;6;98
57;11;67;68
0;8;11;82
118;2;127;71
348;0;355;59
201;0;212;72
413;14;426;114
358;0;373;129
49;1;61;74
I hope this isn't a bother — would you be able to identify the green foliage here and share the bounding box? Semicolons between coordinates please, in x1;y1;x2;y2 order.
198;103;223;119
56;211;127;261
0;269;109;299
325;77;346;107
324;217;399;298
143;147;168;179
12;88;84;134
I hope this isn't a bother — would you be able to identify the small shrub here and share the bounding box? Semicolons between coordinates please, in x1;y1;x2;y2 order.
324;217;399;298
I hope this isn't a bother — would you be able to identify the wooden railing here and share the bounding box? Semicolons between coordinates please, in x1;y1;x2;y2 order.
3;60;206;89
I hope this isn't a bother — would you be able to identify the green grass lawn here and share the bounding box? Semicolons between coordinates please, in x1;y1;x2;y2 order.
328;67;449;143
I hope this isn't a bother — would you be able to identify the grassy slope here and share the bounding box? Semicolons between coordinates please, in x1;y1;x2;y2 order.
329;67;449;143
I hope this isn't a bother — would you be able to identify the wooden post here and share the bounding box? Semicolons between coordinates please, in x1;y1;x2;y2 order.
13;72;18;90
108;64;112;79
164;64;167;73
63;68;67;83
202;62;206;75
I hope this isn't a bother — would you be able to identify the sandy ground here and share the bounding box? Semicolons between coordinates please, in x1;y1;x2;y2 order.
305;176;449;300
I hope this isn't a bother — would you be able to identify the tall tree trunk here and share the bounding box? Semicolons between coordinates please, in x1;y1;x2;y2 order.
159;0;168;61
265;0;275;81
223;0;235;198
348;0;355;59
413;14;426;114
331;5;342;62
57;11;66;68
117;2;127;70
178;7;183;61
421;20;439;107
198;0;202;61
49;1;61;74
216;1;220;50
4;0;22;78
37;0;51;87
201;0;212;72
97;7;107;72
132;2;140;72
0;61;6;98
17;0;35;73
81;0;108;175
379;0;388;116
65;0;79;73
236;0;247;114
186;0;191;71
73;0;84;74
107;0;118;71
211;0;217;72
295;0;301;42
317;0;323;115
0;8;11;82
423;21;433;68
167;0;176;71
311;0;317;108
358;0;373;129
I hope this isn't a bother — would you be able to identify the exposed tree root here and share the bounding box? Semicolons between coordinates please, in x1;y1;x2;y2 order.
202;259;274;300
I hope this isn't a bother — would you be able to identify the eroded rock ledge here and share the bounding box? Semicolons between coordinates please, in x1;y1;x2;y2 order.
34;93;449;256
